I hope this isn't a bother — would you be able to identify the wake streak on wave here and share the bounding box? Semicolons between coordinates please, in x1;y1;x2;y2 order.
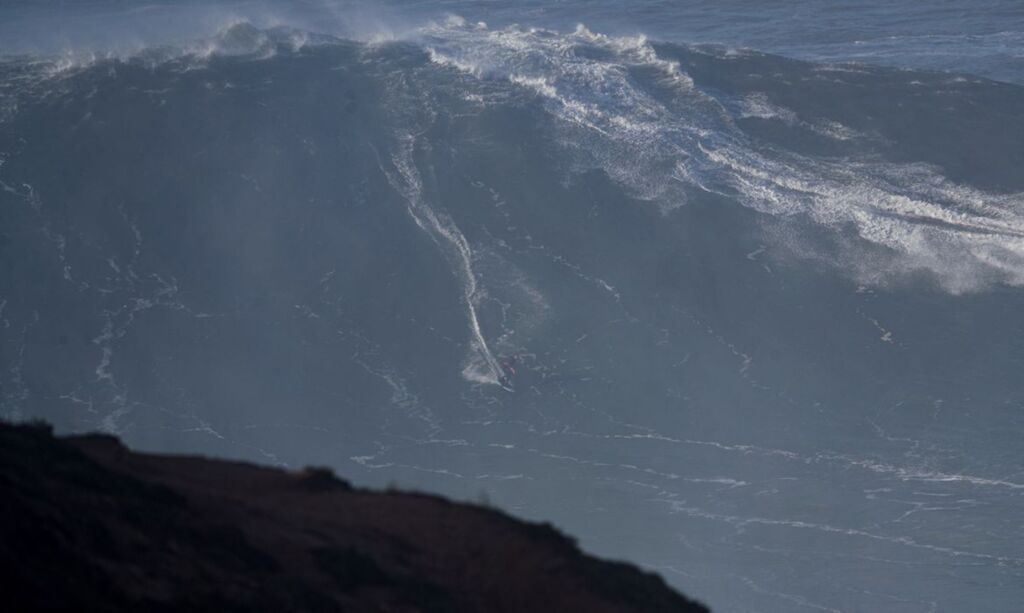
377;135;504;387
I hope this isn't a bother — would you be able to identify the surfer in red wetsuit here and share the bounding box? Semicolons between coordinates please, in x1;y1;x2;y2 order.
498;355;518;389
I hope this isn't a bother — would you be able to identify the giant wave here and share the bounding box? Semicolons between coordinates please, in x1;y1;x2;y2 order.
3;16;1024;613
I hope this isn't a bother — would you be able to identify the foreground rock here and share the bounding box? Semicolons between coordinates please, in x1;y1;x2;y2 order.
0;422;708;612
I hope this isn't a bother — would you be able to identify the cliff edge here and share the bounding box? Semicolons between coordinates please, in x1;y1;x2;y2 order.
0;422;708;612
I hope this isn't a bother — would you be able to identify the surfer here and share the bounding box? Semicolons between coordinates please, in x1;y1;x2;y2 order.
500;355;518;376
498;355;518;390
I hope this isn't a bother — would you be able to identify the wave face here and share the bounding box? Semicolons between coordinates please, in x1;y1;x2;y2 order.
3;13;1024;613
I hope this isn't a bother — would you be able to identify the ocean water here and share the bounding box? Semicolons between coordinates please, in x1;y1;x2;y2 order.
2;2;1024;611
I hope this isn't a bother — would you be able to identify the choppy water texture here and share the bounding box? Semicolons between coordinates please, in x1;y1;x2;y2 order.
2;2;1024;611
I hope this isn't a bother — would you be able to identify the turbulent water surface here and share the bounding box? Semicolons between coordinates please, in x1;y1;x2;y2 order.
2;2;1024;611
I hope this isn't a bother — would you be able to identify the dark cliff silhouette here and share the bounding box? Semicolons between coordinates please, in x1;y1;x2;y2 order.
0;422;708;612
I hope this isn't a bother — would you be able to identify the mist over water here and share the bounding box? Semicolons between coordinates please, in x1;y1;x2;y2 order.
4;1;1024;83
2;2;1024;611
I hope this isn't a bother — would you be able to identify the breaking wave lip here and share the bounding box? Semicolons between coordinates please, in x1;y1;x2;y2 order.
0;20;338;79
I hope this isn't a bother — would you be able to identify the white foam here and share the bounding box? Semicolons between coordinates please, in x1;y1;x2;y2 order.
703;144;1024;291
417;19;706;210
418;19;1024;292
739;93;864;141
739;93;799;124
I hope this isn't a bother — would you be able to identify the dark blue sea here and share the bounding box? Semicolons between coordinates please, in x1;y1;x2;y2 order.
2;2;1023;610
